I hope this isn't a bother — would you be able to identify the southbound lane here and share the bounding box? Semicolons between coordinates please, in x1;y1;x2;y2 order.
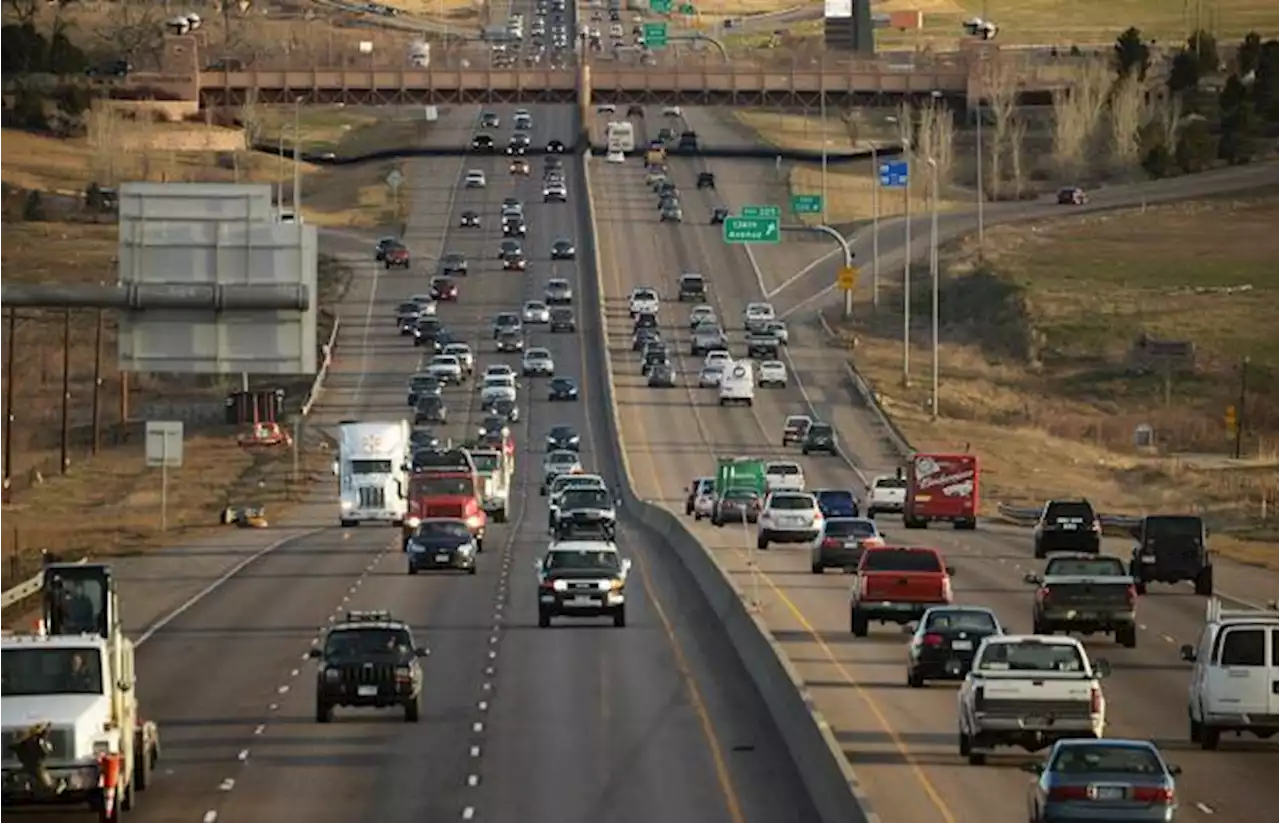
589;109;1278;823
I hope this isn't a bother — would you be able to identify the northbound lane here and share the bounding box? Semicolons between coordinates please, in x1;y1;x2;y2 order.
590;108;1278;823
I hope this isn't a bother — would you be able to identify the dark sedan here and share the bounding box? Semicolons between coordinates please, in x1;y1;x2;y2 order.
459;210;481;228
647;363;677;388
548;377;579;401
550;308;576;333
413;396;447;425
545;424;580;452
429;277;458;301
440;253;469;276
711;489;761;526
406;519;478;574
550;238;576;260
907;606;1003;685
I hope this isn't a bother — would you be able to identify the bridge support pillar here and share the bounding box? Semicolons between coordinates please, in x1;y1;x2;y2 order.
578;63;592;149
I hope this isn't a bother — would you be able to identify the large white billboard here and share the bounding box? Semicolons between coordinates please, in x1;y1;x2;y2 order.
824;0;852;18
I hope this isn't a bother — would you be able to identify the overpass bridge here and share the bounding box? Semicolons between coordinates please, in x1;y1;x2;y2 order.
125;35;1076;110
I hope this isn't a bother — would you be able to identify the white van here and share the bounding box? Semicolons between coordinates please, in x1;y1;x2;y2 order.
718;361;755;406
1181;598;1279;749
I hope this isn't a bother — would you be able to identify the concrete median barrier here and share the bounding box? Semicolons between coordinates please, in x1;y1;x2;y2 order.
578;153;879;823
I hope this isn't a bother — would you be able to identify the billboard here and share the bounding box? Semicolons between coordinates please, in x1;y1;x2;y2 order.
824;0;852;18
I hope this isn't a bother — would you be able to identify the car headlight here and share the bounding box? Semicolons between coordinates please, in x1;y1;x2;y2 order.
552;579;568;592
609;578;624;591
341;500;353;510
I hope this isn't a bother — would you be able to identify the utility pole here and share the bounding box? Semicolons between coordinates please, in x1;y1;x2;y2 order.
3;308;16;492
60;309;72;475
1233;356;1249;459
92;308;104;455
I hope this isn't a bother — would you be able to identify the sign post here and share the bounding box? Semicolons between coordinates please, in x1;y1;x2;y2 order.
385;168;405;227
722;216;781;244
145;421;184;532
879;160;911;383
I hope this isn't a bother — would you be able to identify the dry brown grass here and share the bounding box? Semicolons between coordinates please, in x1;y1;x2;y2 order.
834;192;1279;567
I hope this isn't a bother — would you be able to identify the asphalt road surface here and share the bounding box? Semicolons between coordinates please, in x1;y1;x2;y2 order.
588;107;1278;823
8;49;817;823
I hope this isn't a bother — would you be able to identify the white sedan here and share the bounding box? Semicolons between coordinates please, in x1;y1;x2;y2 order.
698;363;726;388
443;342;474;373
426;354;463;383
689;305;716;328
757;360;788;387
522;301;551;323
521;347;556;376
464;170;487;188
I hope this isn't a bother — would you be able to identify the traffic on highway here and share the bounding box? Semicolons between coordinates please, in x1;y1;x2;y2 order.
2;1;1277;822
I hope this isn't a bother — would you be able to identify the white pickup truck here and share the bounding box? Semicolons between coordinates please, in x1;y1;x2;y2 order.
956;635;1110;765
866;473;907;518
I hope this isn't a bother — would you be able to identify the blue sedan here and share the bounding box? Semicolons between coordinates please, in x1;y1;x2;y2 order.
1025;739;1180;822
813;488;859;519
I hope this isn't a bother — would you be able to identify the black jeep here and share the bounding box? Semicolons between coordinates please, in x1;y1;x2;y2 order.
1128;514;1213;595
309;611;428;723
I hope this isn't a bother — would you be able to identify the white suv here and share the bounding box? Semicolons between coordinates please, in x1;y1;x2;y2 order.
464;169;487;188
757;491;823;549
765;460;805;491
758;360;787;387
629;287;660;317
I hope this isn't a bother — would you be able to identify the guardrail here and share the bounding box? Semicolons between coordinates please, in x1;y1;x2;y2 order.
2;317;344;611
813;309;1145;532
580;154;878;823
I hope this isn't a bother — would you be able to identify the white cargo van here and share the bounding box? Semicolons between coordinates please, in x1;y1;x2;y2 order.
718;361;755;406
1181;597;1279;749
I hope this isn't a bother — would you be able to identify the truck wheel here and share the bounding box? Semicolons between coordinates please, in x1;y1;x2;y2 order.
538;608;551;628
316;701;333;723
1194;565;1214;596
613;607;627;628
1034;541;1046;559
1200;725;1221;750
494;508;507;524
404;699;421;723
340;519;355;527
408;565;418;575
756;535;769;550
907;668;924;688
1116;624;1137;648
467;565;477;575
850;609;869;637
811;561;823;574
1189;710;1203;744
967;749;987;766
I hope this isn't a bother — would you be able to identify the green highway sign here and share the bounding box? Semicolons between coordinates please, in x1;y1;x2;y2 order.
791;194;822;214
643;22;668;47
649;0;672;12
741;204;780;219
679;2;695;12
723;216;781;244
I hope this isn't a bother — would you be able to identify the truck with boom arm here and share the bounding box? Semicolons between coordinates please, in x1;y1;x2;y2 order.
2;562;161;822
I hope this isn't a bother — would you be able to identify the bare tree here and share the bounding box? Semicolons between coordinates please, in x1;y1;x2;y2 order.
980;54;1020;198
1050;59;1113;179
1159;92;1183;153
96;2;163;65
4;0;41;24
1108;72;1148;171
86;103;122;186
1007;114;1029;197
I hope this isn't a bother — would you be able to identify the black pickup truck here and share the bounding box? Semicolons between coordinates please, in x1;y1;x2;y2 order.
1025;554;1137;648
1128;514;1213;595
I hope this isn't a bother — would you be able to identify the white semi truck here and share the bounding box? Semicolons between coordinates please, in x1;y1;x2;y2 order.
1;562;161;822
337;421;410;526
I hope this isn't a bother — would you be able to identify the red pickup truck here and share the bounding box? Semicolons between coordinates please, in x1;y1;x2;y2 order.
850;546;955;636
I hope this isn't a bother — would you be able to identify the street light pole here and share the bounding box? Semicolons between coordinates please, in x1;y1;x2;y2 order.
902;142;912;386
819;74;829;226
292;98;302;213
928;157;940;421
975;89;986;255
871;142;879;308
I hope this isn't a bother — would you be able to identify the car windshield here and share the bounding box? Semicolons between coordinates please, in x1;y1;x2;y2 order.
324;628;414;661
1;648;104;696
1050;745;1164;775
550;426;575;438
470;453;499;473
1046;502;1094;520
552;379;574;389
977;641;1084;673
768;463;801;475
816;490;855;506
809;425;834;437
875;477;907;489
562;489;610;509
414;520;472;540
785;418;810;429
497;313;519;325
409;475;475;497
825;519;876;537
770;494;813;510
546;550;621;572
1045;557;1127;576
925;610;999;633
550;453;578;465
432;357;458;366
350;460;393;474
861;549;943;572
549;279;569;288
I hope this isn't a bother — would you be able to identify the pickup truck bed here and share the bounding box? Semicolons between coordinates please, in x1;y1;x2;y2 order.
1033;576;1137;647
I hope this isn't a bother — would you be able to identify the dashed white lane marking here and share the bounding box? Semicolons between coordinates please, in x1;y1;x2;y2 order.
268;703;279;711
1138;623;1148;631
237;749;250;762
203;811;219;823
290;669;299;677
478;700;489;712
253;725;266;736
467;774;480;787
219;778;236;791
473;721;484;733
1196;802;1215;814
482;681;493;691
470;745;481;758
1162;634;1176;643
277;685;290;694
462;807;476;820
488;650;498;659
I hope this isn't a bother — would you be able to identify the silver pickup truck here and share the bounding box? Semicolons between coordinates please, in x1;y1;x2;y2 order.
957;635;1110;765
469;448;510;523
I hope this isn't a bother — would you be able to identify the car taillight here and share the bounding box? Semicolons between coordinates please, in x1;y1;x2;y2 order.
822;538;841;549
1125;584;1137;607
1036;586;1051;603
395;666;412;682
539;580;557;591
1089;686;1102;714
1090;519;1102;532
1131;786;1174;805
921;633;944;647
1047;785;1089;802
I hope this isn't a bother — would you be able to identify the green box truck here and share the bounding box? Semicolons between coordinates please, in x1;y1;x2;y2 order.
714;457;767;496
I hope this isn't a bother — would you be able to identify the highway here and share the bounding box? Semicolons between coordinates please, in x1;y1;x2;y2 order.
588;108;1278;823
7;49;816;823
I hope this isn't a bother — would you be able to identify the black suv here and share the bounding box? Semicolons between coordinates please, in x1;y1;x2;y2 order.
1127;514;1214;595
1033;499;1102;557
309;611;428;723
677;273;706;301
471;134;495;153
696;172;715;189
678;130;699;150
801;422;837;455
